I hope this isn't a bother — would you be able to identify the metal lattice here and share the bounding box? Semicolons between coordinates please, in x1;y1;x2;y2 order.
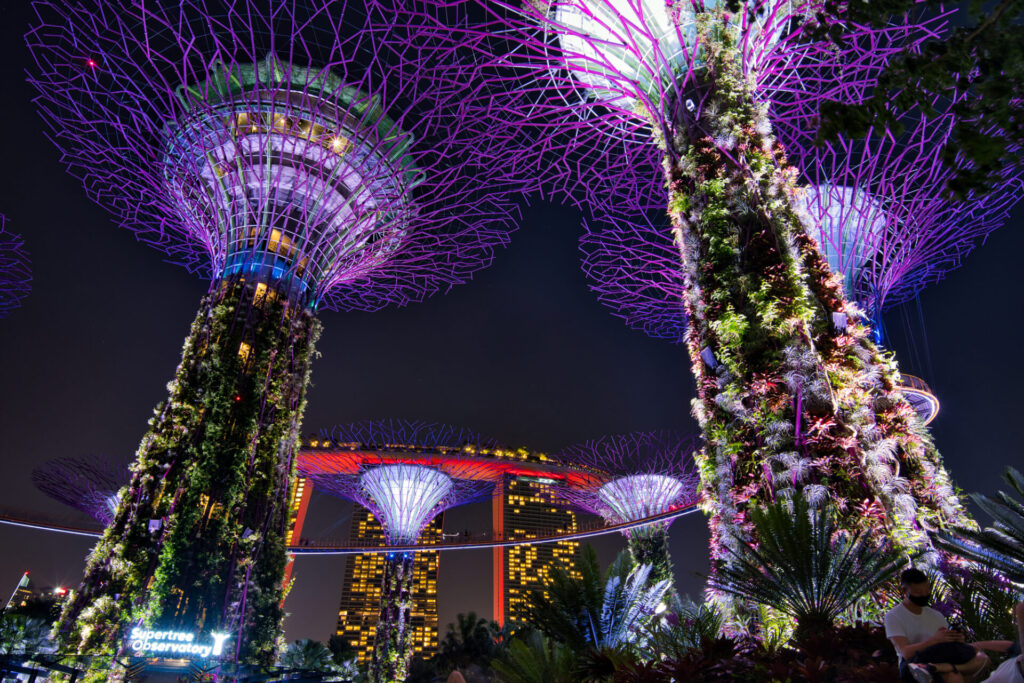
32;456;130;526
26;0;520;311
0;215;30;319
554;431;701;524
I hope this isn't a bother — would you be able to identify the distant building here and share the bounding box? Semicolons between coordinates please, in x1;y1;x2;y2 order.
4;572;33;611
295;437;586;648
336;507;442;663
490;449;582;626
283;476;313;590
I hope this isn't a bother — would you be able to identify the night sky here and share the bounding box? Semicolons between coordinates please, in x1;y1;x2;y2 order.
1;0;1022;648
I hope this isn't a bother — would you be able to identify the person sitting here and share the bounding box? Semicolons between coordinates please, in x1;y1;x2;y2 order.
885;568;991;682
983;602;1024;683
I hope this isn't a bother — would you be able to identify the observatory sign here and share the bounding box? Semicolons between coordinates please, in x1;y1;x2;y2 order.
128;628;230;658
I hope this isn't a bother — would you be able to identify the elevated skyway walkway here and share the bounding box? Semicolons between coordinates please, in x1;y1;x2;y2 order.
0;502;700;553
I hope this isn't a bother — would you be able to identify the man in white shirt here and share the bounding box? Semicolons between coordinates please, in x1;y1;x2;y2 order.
885;568;991;682
983;602;1024;683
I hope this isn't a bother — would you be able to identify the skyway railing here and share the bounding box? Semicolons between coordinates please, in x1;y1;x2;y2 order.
0;502;700;553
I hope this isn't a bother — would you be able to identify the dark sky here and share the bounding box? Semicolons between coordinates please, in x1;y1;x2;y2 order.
1;0;1022;647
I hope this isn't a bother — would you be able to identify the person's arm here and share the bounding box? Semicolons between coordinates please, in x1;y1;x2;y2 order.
890;628;964;661
969;640;1013;652
1015;602;1024;644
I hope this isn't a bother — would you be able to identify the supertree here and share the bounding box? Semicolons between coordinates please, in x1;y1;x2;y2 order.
32;457;130;526
26;0;517;664
409;0;990;609
579;88;1024;424
575;93;1023;592
0;215;31;319
554;431;700;591
298;420;498;683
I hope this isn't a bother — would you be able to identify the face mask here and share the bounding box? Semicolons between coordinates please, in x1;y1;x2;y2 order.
909;593;931;607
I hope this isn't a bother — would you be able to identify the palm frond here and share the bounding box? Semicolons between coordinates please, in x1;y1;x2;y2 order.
709;495;908;638
491;630;576;683
934;468;1024;585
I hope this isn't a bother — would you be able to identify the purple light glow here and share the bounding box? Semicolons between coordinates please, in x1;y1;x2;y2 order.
360;465;454;544
32;457;129;526
598;474;685;523
555;431;700;525
0;215;30;319
414;0;947;203
579;93;1024;338
299;420;499;545
783;94;1024;313
27;0;519;311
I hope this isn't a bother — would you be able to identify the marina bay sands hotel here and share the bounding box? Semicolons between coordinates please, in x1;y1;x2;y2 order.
289;439;587;664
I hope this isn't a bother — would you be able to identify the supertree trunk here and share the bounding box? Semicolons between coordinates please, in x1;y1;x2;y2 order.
663;14;970;615
369;551;416;683
627;525;674;594
56;276;320;666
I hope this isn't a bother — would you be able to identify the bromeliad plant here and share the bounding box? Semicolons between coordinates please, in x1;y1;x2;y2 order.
708;495;910;644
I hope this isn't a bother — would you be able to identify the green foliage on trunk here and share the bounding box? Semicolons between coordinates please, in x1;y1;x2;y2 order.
627;525;674;595
56;277;320;667
369;552;416;683
708;495;908;644
661;8;971;622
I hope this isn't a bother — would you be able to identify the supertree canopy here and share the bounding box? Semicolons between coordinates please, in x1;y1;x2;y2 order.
323;417;500;453
0;215;31;319
299;419;497;683
412;0;989;619
26;0;517;665
555;431;700;591
32;457;130;526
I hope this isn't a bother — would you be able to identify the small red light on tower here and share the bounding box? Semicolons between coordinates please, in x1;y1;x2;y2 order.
54;587;67;595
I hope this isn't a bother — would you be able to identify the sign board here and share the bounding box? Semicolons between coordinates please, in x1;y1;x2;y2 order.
128;628;230;658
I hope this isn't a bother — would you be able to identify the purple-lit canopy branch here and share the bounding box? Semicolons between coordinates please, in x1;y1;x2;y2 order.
0;215;30;319
321;418;500;453
25;0;520;665
554;431;701;524
300;418;499;682
579;90;1024;340
408;0;948;203
301;419;500;544
299;457;494;545
782;96;1024;315
32;457;130;526
27;0;519;311
408;0;982;605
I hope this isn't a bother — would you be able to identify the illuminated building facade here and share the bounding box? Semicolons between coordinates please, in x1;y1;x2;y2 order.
491;449;582;626
283;476;313;590
336;507;442;663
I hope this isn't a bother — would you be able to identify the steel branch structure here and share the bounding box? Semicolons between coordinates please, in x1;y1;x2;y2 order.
417;0;982;619
0;215;30;319
298;420;498;683
782;96;1024;319
423;0;946;199
32;457;129;526
26;0;518;665
554;431;699;590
